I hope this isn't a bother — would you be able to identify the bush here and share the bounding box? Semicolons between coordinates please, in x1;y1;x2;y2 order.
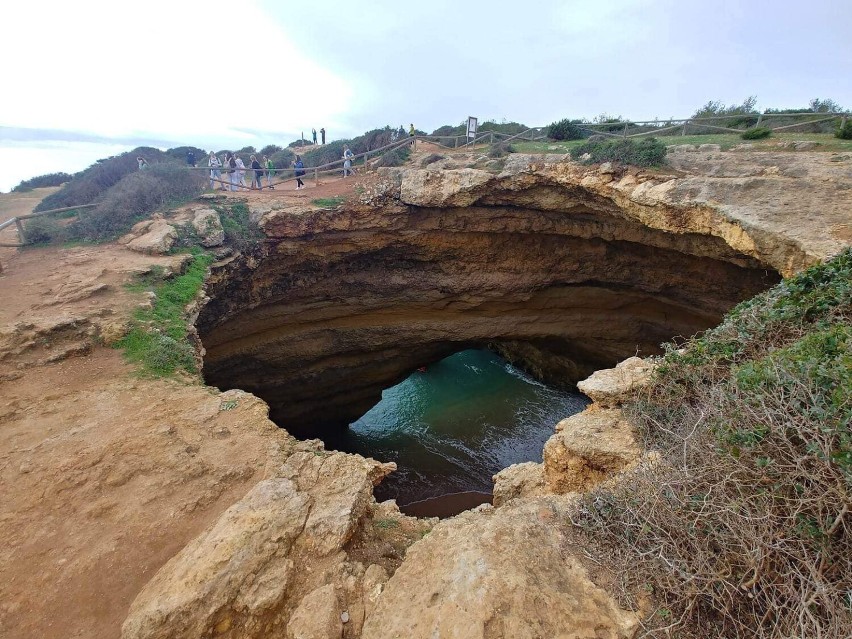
570;137;667;167
67;164;204;241
835;119;852;140
488;142;515;158
35;147;171;212
260;144;283;156
22;216;67;244
12;172;72;193
548;119;587;141
574;250;852;638
376;145;411;167
691;97;760;132
165;146;206;164
741;126;772;140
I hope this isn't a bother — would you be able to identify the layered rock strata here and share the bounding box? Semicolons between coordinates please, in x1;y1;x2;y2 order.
198;158;783;433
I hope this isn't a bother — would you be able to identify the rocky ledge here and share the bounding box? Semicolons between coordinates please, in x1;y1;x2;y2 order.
190;151;852;433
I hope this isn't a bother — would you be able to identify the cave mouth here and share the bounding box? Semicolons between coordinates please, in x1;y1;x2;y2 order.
317;348;589;517
196;194;784;517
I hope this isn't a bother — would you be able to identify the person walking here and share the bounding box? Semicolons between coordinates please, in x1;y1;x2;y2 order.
342;145;354;177
293;155;306;189
224;152;238;191
409;123;416;146
250;155;263;189
208;151;223;190
264;155;275;189
235;155;247;188
312;128;317;145
186;150;196;167
320;127;326;145
137;156;148;170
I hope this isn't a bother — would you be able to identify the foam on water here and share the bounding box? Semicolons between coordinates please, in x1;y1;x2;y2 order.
321;349;589;509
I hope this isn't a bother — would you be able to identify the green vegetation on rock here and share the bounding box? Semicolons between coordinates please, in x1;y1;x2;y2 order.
741;126;772;140
117;251;213;378
570;137;667;167
575;249;852;637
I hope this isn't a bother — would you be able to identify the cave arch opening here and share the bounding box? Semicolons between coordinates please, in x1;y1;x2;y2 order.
196;198;783;516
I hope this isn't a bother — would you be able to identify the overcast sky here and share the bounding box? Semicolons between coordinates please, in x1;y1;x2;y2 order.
1;0;849;191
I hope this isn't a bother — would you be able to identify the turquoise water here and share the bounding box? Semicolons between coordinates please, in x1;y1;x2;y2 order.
322;349;588;508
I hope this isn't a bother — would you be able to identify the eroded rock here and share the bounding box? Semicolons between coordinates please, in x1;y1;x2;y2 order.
192;208;225;247
362;496;639;639
121;450;396;639
544;408;640;494
576;356;656;407
125;220;178;255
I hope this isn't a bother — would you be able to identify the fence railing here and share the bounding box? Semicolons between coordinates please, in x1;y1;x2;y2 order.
0;204;96;248
568;111;850;139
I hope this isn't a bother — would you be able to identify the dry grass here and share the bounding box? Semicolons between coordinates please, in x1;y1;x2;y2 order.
572;250;852;638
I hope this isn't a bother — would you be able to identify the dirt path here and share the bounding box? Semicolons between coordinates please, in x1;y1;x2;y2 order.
0;192;291;639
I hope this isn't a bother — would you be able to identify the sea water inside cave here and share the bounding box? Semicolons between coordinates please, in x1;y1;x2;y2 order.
321;349;589;518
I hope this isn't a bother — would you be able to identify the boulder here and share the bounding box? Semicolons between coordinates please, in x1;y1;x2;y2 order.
793;141;819;151
544;408;640;494
577;356;655;407
361;496;639;639
492;461;548;506
192;208;225;247
125;220;177;255
121;451;396;639
698;143;722;152
286;584;342;639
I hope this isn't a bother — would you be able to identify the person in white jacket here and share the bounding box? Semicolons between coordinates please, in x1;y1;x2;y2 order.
208;152;223;190
235;155;247;187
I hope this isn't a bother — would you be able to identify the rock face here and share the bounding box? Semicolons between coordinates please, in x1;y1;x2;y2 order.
122;450;398;639
361;496;639;639
192;208;225;247
197;156;793;433
577;356;655;407
122;219;178;254
544;408;641;494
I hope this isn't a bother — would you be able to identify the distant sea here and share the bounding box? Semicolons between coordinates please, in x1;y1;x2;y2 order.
0;140;135;193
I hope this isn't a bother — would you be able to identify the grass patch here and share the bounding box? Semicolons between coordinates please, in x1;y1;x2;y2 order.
374;518;400;529
311;196;345;208
116;251;213;377
574;249;852;637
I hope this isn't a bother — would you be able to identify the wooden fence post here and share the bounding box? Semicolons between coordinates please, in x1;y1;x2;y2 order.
623;122;628;137
314;168;318;186
14;220;27;245
682;120;688;136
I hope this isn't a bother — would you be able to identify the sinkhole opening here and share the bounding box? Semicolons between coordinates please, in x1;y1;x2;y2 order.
317;348;589;518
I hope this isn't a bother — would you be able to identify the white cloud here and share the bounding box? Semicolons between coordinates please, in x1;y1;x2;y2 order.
3;0;353;144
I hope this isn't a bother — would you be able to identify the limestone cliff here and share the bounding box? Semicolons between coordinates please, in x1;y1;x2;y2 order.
196;155;803;433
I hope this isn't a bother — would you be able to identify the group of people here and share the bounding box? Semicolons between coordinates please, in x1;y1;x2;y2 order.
311;127;327;145
205;151;308;191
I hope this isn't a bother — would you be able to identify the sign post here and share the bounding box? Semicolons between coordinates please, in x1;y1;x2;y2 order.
467;116;478;145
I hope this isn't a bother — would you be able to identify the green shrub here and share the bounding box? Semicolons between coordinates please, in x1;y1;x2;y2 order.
741;126;772;140
548;118;587;141
691;97;760;132
35;147;171;212
570;137;667;167
488;142;515;158
835;119;852;140
574;249;852;638
22;216;67;244
12;172;72;193
376;145;411;167
67;164;204;241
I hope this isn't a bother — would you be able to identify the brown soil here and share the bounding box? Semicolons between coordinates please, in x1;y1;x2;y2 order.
0;188;292;639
